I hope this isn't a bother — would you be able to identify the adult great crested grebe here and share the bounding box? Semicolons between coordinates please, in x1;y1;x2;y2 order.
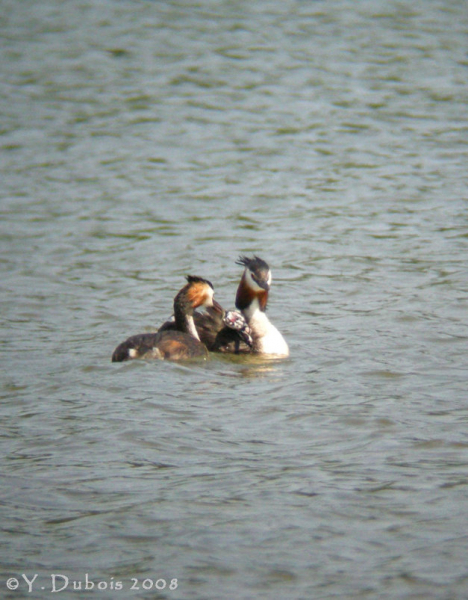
193;256;289;357
111;276;222;362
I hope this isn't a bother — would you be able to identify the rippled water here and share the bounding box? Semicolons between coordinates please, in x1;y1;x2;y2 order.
1;0;468;598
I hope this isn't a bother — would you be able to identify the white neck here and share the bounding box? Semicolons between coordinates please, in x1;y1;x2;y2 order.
185;315;200;340
243;298;289;357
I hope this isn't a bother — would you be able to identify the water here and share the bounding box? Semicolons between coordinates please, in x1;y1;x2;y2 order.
1;0;468;598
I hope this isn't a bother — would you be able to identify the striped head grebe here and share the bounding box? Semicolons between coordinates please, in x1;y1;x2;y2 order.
194;256;289;357
112;276;222;362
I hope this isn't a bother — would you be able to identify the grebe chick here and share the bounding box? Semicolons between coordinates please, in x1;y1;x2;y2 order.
194;256;289;357
111;276;222;362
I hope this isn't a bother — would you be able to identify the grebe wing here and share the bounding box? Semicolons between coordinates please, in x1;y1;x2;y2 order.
154;330;208;360
112;330;207;361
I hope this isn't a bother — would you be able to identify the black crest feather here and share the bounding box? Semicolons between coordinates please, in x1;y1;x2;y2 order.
185;275;213;290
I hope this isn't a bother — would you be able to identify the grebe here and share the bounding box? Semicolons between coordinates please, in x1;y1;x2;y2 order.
194;256;289;357
111;276;222;362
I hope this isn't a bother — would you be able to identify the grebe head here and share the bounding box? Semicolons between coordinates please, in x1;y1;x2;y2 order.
235;256;271;313
236;256;271;292
179;276;222;313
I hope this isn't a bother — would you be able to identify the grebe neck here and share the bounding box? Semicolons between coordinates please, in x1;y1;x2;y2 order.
174;304;200;341
235;274;268;313
242;296;263;322
184;314;200;340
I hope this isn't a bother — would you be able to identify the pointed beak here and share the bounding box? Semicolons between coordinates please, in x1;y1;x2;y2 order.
258;280;270;291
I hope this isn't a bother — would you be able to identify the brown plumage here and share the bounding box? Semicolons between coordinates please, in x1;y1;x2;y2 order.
111;276;221;362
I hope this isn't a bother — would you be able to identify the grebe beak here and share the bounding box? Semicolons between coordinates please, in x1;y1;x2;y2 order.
257;279;270;292
212;299;223;313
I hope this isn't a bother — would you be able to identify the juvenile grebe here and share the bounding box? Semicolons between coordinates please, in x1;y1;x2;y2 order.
111;276;222;362
194;256;289;357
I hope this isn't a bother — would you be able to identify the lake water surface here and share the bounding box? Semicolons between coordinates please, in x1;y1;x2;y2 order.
1;0;468;598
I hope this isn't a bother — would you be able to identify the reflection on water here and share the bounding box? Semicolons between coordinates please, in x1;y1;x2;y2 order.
1;0;468;598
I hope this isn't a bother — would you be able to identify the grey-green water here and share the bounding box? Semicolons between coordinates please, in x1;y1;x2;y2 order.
1;1;468;598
